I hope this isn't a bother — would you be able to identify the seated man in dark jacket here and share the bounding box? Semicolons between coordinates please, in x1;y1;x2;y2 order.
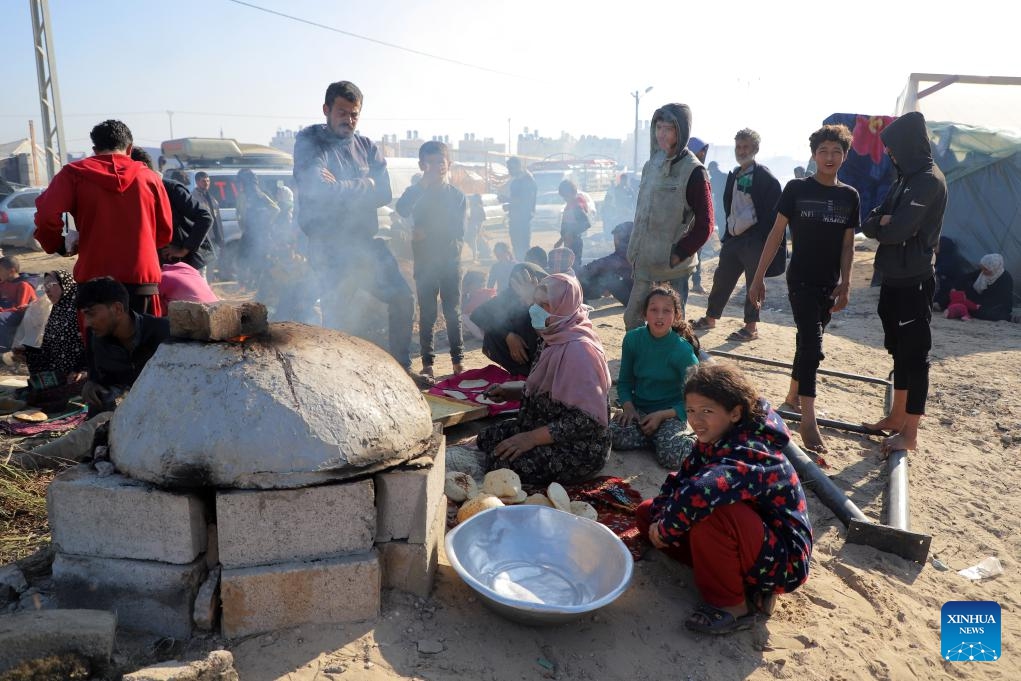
77;277;170;414
579;221;634;305
469;263;546;376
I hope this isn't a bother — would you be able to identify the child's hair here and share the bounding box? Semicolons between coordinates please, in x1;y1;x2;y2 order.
809;124;853;154
0;255;21;273
643;285;700;352
462;269;485;291
493;241;511;256
524;246;548;270
419;140;449;162
684;363;765;423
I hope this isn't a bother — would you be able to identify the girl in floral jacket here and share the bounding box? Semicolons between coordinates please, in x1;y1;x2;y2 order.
636;362;812;634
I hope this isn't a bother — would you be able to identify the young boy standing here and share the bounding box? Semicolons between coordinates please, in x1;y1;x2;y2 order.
396;141;467;379
748;124;859;453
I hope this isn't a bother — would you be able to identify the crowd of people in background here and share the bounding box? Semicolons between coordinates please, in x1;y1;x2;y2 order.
5;77;1015;636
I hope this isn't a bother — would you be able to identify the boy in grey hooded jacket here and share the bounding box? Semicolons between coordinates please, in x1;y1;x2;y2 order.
861;111;947;452
624;103;714;330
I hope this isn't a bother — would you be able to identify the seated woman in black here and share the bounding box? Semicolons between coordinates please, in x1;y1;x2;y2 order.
966;253;1014;322
469;263;547;376
17;270;86;410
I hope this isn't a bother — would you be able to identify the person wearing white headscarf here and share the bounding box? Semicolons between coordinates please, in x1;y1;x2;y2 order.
968;254;1014;321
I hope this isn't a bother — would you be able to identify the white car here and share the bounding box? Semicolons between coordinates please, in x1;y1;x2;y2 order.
531;191;597;232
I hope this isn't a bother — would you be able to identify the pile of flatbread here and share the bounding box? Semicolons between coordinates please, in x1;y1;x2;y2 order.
448;470;598;523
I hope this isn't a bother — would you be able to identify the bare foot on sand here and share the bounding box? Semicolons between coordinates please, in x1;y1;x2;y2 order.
799;421;828;453
882;431;917;453
863;415;904;434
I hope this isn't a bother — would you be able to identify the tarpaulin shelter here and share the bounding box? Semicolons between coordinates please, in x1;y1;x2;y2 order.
823;113;898;222
927;122;1021;301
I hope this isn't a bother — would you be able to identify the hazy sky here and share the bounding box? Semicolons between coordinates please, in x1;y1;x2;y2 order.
1;0;1017;165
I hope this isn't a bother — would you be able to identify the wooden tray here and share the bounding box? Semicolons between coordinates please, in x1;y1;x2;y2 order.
425;393;489;428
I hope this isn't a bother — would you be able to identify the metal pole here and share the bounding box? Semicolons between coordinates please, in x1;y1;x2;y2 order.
708;350;891;386
776;409;887;436
886;449;910;530
30;0;67;181
782;442;868;527
28;120;42;186
167;110;175;139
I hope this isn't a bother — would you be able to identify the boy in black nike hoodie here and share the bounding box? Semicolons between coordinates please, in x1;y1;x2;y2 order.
860;112;947;453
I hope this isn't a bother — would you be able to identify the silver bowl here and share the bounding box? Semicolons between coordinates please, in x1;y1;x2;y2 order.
444;504;634;625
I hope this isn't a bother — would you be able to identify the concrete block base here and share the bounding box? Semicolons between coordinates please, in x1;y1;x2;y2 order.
220;551;380;638
53;553;206;638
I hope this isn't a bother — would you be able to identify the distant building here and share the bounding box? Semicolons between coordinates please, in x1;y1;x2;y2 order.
456;133;505;163
269;129;298;155
0;138;39;187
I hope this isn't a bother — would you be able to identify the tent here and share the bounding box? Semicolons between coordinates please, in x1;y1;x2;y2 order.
928;122;1021;302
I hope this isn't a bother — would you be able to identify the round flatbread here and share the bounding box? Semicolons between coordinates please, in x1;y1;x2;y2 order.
444;472;478;503
456;493;504;523
457;379;489;390
482;469;522;499
523;493;553;507
13;409;48;423
499;489;528;505
570;500;599;521
546;482;572;512
0;377;28;388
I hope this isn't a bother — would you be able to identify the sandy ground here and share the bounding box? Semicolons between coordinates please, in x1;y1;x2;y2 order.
8;239;1021;680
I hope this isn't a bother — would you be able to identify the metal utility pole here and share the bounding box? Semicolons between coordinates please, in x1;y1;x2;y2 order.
631;86;653;172
167;110;175;138
30;0;67;182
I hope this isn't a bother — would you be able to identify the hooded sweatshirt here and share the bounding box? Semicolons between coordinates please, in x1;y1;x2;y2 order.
34;154;173;286
861;112;947;287
293;125;392;243
628;103;714;280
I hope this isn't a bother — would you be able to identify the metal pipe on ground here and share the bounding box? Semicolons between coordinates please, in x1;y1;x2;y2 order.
776;409;887;436
707;350;892;386
782;441;931;563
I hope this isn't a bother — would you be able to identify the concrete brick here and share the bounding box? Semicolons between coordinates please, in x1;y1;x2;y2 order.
0;609;116;674
216;479;374;569
48;465;207;564
378;498;446;597
169;301;268;341
220;552;380;638
374;436;445;542
53;553;206;638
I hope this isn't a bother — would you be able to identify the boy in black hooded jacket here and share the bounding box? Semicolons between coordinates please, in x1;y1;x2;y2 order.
861;111;947;452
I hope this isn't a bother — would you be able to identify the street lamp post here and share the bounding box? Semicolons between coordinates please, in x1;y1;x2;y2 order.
632;86;653;171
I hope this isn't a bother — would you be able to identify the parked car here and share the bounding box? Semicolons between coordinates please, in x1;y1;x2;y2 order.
0;187;44;250
531;191;597;232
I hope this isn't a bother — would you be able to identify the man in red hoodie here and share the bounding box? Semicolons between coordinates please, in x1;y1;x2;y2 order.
34;120;173;315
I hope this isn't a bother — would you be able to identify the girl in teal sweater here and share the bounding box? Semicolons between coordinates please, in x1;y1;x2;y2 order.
611;286;699;468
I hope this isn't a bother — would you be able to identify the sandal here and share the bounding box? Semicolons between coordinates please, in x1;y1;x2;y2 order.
777;402;801;414
684;603;756;635
690;317;713;331
726;328;758;342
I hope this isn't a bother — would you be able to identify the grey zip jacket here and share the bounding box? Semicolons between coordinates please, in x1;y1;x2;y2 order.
861;111;947;287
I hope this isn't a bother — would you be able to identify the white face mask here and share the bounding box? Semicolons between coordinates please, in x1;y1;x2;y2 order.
528;303;551;329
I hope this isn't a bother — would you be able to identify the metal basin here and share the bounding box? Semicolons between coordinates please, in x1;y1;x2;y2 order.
444;504;633;625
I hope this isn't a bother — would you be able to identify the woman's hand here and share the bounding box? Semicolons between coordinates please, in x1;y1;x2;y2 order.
648;522;668;549
615;402;639;426
639;410;672;436
493;431;538;462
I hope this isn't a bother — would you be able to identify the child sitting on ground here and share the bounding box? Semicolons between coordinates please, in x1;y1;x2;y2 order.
461;270;496;341
487;241;516;291
636;362;813;635
611;286;699;469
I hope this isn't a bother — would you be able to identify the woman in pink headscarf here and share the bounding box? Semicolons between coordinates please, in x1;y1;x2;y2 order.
477;273;612;485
